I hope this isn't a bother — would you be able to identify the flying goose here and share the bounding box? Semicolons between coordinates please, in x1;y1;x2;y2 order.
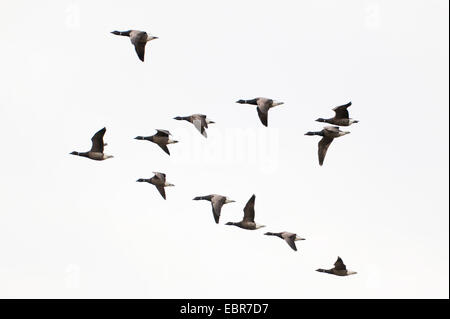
264;232;305;251
136;172;174;200
225;195;265;230
316;257;357;276
316;102;359;126
193;194;235;224
305;126;350;166
174;114;215;138
111;30;158;62
236;97;284;127
70;127;113;161
135;129;178;155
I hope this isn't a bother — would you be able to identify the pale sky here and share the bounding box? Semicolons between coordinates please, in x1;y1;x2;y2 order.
0;0;448;298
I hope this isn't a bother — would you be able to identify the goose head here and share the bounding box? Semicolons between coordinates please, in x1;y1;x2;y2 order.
236;99;246;104
315;118;327;123
70;151;79;156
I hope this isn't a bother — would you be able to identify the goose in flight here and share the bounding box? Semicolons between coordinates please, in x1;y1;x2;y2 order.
225;195;265;230
135;129;178;155
316;257;357;276
236;97;284;127
264;232;305;251
174;114;215;138
70;127;113;161
316;102;359;126
111;30;158;62
136;172;174;200
305;126;350;166
193;194;235;224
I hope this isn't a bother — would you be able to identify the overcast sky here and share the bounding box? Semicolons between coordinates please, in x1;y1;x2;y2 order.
0;0;448;298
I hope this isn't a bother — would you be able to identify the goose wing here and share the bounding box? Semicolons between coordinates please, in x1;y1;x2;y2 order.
192;116;207;137
153;172;166;182
334;257;347;271
318;136;334;166
256;107;268;127
332;102;351;119
211;196;226;224
282;233;298;251
131;31;148;62
158;144;171;155
90;127;106;153
155;185;166;200
243;194;256;222
155;129;171;137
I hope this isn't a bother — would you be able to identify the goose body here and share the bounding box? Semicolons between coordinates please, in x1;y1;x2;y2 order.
111;30;158;62
225;194;265;230
193;194;235;224
70;127;113;161
316;257;357;276
174;114;215;138
236;97;284;127
305;126;350;166
135;129;178;155
316;102;359;127
264;232;305;251
136;172;174;200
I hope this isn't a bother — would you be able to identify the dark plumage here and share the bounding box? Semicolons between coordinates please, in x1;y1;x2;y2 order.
236;97;284;127
135;129;178;155
316;102;359;126
111;30;158;62
136;172;174;200
193;194;235;224
264;232;305;251
305;126;350;166
70;127;114;161
225;195;265;230
316;257;357;276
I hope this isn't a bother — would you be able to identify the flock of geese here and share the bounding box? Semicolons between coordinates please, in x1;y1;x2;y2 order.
70;29;359;277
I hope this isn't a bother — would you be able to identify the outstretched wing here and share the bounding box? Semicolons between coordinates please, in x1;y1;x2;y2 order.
153;172;166;182
158;144;171;155
333;102;351;119
211;196;226;224
318;136;334;166
243;194;256;222
90;127;106;153
131;31;148;62
155;129;171;137
134;43;146;62
283;234;298;251
155;185;166;200
193;117;207;137
257;108;268;127
334;257;347;271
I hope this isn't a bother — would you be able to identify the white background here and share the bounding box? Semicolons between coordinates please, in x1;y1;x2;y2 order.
0;0;448;298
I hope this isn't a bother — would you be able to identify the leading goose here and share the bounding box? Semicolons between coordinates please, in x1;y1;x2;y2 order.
225;195;265;230
136;172;174;200
316;257;357;276
264;232;305;251
111;30;158;62
316;102;359;126
70;127;113;161
193;194;235;224
236;97;284;127
135;129;178;155
174;114;215;138
305;126;350;166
